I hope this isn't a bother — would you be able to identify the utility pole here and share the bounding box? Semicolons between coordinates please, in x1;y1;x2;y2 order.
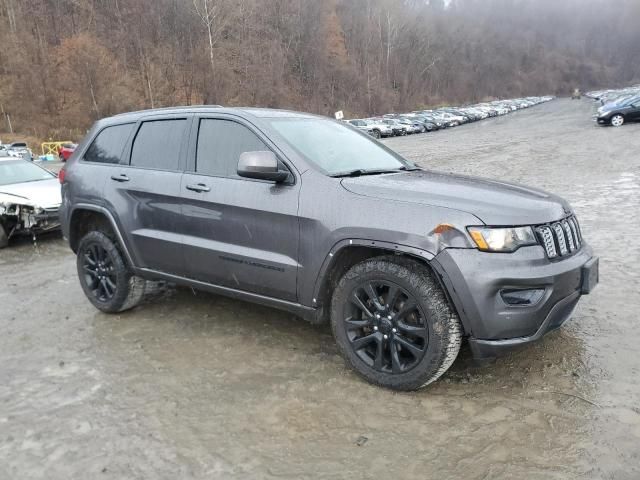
0;103;13;133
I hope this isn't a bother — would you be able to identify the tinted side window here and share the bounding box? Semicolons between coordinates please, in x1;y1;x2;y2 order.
130;119;187;170
196;119;268;177
84;123;134;164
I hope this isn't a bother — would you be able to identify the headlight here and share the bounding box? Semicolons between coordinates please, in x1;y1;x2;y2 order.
467;226;537;252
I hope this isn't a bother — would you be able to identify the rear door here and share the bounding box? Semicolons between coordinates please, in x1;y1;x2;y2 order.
180;115;300;301
102;115;190;275
69;122;136;225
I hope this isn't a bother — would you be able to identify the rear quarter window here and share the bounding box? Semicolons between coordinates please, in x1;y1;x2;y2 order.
84;123;135;164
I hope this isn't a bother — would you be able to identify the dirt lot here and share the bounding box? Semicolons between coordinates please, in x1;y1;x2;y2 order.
1;99;639;479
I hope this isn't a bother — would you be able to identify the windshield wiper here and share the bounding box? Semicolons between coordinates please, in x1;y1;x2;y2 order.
330;166;420;178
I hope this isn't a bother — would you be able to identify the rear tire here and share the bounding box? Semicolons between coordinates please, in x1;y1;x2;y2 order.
372;129;381;139
610;114;625;127
330;256;462;390
76;231;145;313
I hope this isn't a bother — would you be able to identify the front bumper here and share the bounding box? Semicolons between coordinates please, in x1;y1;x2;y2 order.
431;244;598;359
27;210;61;237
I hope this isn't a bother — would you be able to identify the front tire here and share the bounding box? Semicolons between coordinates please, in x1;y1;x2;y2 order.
610;114;625;127
330;256;462;390
372;129;381;139
77;231;145;313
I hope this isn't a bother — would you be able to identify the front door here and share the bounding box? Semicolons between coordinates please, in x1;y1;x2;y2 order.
180;116;300;302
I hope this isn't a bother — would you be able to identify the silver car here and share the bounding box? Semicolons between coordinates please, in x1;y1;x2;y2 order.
6;142;34;161
0;157;61;248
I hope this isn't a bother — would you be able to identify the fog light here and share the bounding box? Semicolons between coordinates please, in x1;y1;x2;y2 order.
500;288;545;306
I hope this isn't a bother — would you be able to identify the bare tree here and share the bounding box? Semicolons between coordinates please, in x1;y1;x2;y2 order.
0;0;639;139
192;0;227;81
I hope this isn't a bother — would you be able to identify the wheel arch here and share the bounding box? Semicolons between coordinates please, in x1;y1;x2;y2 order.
311;240;461;322
68;205;135;266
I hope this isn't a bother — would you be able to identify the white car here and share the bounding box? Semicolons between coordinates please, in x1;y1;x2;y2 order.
363;119;394;139
0;157;61;248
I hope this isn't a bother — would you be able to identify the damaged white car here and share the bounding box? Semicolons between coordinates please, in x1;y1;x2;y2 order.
0;157;61;248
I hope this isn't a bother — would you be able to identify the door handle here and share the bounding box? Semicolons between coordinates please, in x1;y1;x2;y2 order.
186;183;211;193
110;174;130;182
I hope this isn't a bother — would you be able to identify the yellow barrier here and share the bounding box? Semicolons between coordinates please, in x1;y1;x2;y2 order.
41;141;73;156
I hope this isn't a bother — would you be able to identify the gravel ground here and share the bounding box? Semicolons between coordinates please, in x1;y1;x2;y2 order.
1;99;639;479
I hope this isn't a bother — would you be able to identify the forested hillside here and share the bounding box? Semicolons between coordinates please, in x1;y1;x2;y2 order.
0;0;638;140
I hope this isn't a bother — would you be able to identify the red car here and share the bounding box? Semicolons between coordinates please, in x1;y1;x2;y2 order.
58;143;77;162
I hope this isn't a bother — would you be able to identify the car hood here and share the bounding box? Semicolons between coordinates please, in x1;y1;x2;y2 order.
0;178;62;209
341;170;571;225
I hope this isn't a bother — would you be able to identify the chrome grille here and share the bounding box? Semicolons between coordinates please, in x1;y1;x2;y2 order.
553;223;568;255
562;220;575;251
536;216;582;259
538;226;557;258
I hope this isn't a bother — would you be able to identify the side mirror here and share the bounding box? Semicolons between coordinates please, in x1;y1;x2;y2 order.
237;151;289;183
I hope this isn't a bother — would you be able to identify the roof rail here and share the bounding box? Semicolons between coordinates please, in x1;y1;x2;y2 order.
112;105;223;117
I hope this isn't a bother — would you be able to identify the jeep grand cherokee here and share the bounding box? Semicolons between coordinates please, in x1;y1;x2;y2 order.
59;106;599;390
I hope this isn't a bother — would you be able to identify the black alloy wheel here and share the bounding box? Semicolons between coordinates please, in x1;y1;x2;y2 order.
82;242;117;302
76;230;146;313
330;256;462;390
345;280;428;373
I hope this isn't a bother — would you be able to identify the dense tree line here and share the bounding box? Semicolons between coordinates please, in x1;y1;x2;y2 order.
0;0;638;140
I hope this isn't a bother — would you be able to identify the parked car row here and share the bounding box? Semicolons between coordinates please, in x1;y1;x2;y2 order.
0;141;34;161
585;86;640;127
585;85;640;105
347;96;555;138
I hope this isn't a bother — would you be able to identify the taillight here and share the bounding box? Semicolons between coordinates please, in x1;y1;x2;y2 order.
58;167;66;184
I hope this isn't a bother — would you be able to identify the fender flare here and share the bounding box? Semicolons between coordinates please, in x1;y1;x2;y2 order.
69;203;135;266
310;238;436;307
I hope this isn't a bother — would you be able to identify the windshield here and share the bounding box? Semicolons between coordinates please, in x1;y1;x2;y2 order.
0;160;54;186
621;95;639;106
267;117;411;175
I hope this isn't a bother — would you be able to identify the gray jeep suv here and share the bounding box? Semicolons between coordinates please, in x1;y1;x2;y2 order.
60;106;599;390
